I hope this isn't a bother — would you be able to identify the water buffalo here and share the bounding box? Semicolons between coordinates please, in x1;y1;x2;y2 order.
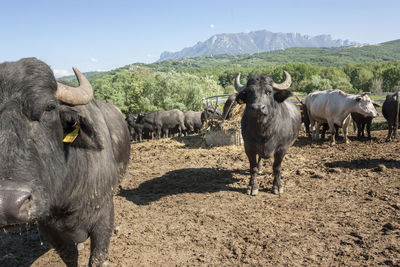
382;92;400;141
183;110;203;135
0;58;130;266
235;72;301;195
136;111;158;139
126;113;143;142
184;107;222;135
351;103;379;140
156;109;186;138
305;90;378;145
201;105;222;122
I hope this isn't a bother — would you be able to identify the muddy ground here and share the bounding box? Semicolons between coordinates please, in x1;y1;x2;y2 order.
1;130;399;266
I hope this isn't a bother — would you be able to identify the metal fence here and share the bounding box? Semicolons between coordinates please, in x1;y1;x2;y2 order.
202;94;232;107
202;92;392;106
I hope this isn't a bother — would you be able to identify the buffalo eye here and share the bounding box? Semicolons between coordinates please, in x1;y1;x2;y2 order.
45;103;57;112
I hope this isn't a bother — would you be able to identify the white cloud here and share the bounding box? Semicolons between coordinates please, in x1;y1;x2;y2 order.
147;54;157;58
209;24;215;29
96;69;106;72
90;57;98;62
53;69;72;78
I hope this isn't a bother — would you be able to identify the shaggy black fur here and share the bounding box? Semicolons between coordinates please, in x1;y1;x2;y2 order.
382;92;400;141
235;74;301;195
0;58;130;266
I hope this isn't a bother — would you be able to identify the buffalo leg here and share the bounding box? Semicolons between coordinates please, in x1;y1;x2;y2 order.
361;122;366;138
321;124;328;140
366;121;371;140
393;123;397;139
342;123;350;144
327;120;336;145
357;122;362;139
246;153;259;196
386;123;393;142
38;224;79;267
272;150;285;195
89;202;114;267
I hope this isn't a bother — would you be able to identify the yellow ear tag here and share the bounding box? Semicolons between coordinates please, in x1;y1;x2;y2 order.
63;125;80;143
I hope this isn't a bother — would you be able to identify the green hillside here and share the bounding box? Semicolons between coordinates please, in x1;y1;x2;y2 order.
136;39;400;73
58;39;400;114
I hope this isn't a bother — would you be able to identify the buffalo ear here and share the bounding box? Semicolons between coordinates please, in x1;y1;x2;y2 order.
235;90;247;104
373;103;380;108
273;89;292;103
59;105;103;150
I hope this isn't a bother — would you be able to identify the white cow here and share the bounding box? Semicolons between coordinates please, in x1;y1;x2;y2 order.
305;89;378;145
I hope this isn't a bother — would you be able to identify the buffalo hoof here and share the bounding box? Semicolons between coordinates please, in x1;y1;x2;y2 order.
272;186;283;195
247;186;258;196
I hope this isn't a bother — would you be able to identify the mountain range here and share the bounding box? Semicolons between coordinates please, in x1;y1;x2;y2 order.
159;30;361;61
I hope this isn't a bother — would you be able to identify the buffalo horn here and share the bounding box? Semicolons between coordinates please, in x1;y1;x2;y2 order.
234;73;246;92
56;67;93;105
272;71;292;90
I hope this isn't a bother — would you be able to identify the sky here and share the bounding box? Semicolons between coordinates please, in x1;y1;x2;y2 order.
1;0;399;77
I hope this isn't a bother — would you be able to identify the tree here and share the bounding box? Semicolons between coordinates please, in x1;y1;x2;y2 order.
349;67;374;91
382;66;400;92
298;75;332;94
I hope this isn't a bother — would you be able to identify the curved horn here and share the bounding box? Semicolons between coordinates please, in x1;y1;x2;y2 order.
272;71;292;90
56;67;93;105
234;73;246;92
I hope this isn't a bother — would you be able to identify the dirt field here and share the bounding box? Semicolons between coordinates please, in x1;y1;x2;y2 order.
1;130;399;266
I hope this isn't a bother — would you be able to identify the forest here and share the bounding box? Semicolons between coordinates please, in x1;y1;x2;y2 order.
59;40;400;114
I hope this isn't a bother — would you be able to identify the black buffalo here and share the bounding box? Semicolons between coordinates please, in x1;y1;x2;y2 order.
136;110;158;139
126;113;144;142
0;58;130;266
184;107;222;135
156;109;186;138
135;109;186;138
235;72;301;195
183;110;203;135
201;105;222;122
351;103;379;140
382;92;400;141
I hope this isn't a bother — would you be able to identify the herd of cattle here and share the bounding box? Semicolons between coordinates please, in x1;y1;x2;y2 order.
126;77;399;146
0;58;399;266
125;106;222;142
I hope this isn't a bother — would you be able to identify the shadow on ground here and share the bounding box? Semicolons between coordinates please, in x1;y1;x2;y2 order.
119;168;245;205
325;158;400;170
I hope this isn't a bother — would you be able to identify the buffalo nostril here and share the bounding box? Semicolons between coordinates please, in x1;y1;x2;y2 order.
250;105;266;113
0;190;32;224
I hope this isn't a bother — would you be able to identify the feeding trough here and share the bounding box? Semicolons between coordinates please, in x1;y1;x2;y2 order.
202;94;245;147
